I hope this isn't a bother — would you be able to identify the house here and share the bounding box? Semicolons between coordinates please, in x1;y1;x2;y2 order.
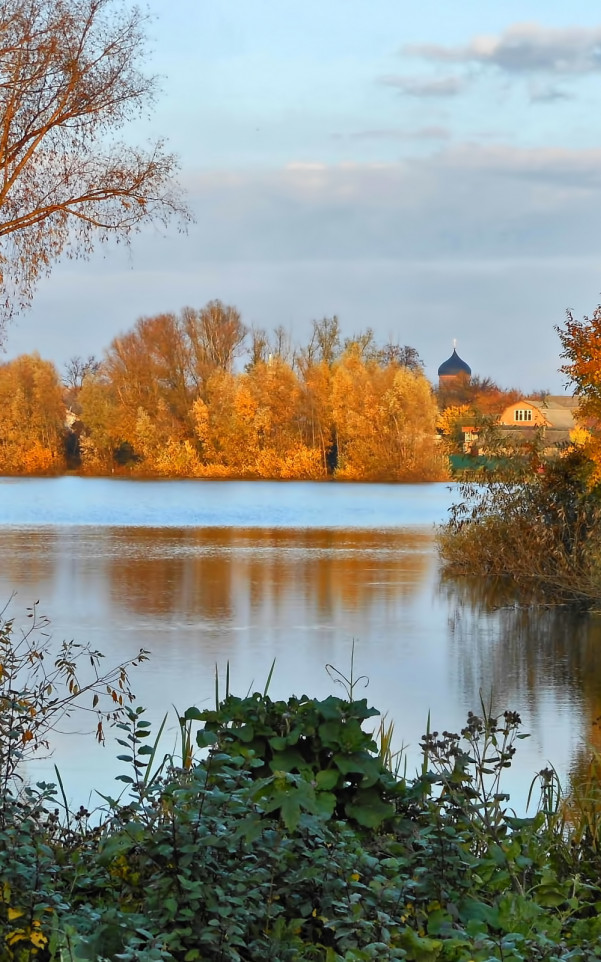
458;397;580;456
497;396;579;447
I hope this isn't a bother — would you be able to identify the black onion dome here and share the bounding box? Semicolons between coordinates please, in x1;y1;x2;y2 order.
438;348;471;377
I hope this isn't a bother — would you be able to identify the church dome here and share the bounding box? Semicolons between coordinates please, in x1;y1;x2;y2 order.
438;348;471;378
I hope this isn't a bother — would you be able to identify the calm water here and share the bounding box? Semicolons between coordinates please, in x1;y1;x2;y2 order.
1;476;599;813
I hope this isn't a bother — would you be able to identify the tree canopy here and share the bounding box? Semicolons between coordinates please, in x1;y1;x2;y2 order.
0;0;188;327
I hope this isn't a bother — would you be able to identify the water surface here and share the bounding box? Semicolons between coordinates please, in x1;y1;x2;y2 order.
0;477;597;813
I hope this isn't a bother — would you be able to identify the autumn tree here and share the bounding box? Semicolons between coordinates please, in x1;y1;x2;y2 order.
331;347;444;480
0;353;66;472
0;0;188;326
63;355;101;390
298;316;342;368
296;319;341;470
246;326;270;370
77;368;123;470
557;305;601;476
184;301;247;393
558;306;601;422
379;342;422;370
99;312;193;469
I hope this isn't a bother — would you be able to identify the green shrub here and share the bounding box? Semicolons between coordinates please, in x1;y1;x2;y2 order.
4;610;601;960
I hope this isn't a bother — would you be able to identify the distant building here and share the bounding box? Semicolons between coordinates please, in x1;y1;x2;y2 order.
437;346;471;388
459;396;580;456
496;396;579;447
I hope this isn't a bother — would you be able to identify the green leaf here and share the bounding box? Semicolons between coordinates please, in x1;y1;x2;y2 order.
231;724;254;743
269;749;308;773
268;736;288;751
534;884;568;907
279;795;302;832
196;729;218;749
334;752;381;785
315;769;339;790
312;790;336;819
183;706;206;721
344;788;394;827
398;927;443;962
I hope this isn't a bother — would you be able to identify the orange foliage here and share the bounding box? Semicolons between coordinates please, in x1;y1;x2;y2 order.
0;354;65;473
557;306;601;480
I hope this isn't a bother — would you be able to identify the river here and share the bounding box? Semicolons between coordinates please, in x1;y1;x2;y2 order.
1;476;599;813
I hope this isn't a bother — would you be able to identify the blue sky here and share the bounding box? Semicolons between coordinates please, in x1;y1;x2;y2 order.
8;0;601;392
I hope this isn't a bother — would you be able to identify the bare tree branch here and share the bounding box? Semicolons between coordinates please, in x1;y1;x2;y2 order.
0;0;190;329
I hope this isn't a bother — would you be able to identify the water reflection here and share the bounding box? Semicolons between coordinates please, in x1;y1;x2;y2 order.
0;528;58;591
1;522;600;811
106;527;431;623
441;575;601;778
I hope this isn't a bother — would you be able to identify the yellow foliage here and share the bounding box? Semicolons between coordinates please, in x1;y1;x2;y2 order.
194;462;234;478
569;426;591;448
280;445;325;479
21;443;55;474
0;353;65;473
332;350;445;480
5;919;47;950
153;439;202;477
252;448;284;478
436;404;472;436
192;397;210;443
234;384;258;423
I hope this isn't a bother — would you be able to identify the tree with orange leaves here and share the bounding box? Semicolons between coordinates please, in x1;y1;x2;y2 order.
557;306;601;421
557;305;601;475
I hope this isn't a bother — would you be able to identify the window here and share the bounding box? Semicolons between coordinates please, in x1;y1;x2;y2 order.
514;409;532;422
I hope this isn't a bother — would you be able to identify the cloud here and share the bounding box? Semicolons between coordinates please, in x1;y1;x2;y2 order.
177;146;601;271
16;147;601;393
379;74;466;97
348;126;451;141
528;83;573;102
404;22;601;75
436;144;601;187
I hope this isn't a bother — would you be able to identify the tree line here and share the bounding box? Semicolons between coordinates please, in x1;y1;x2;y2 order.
1;304;454;480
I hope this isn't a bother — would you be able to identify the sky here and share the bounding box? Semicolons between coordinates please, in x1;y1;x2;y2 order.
7;0;601;392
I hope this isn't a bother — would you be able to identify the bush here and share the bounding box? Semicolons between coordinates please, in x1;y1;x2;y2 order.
4;609;601;960
438;445;601;606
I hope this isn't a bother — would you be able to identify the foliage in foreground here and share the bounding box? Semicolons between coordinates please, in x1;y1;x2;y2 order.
4;652;601;962
438;444;601;607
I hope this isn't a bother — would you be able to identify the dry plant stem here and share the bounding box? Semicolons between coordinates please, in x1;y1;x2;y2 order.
0;597;148;814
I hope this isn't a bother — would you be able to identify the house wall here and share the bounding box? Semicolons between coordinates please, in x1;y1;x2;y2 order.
498;402;548;426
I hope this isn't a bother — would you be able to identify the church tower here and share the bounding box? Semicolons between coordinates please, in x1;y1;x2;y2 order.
437;343;471;389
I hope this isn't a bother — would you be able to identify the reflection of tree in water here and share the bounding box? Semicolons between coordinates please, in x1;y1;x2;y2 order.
107;527;433;624
108;528;237;623
0;529;57;598
441;574;601;775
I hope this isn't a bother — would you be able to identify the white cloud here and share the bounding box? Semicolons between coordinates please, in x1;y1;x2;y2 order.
404;23;601;75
